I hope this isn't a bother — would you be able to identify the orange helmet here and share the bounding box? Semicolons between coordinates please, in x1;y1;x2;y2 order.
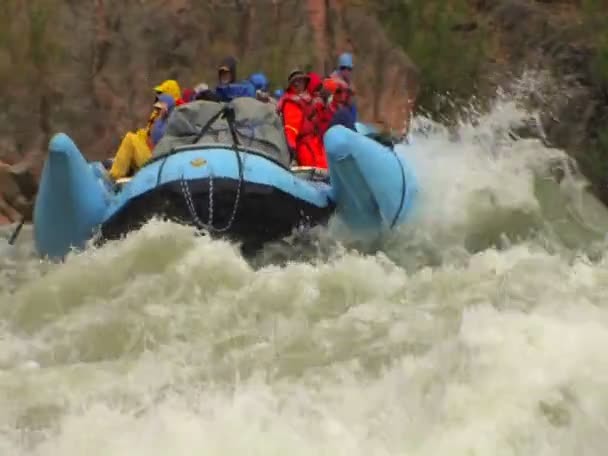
323;77;350;94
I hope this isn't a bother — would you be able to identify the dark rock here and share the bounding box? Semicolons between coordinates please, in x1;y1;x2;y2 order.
478;0;608;204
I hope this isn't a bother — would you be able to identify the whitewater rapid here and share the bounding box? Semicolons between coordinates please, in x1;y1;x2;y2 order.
1;96;608;455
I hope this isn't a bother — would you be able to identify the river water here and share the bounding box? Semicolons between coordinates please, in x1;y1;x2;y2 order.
1;97;608;455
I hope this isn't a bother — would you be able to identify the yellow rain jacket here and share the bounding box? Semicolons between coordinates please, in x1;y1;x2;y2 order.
109;108;160;180
154;79;182;103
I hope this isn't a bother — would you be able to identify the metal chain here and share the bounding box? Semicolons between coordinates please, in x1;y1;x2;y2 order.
180;174;206;230
210;167;242;233
179;105;246;235
208;173;214;227
180;163;243;234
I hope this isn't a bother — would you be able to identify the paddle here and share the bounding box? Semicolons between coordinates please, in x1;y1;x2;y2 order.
7;218;24;245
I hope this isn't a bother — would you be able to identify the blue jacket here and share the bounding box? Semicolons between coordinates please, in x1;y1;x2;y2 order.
214;81;256;102
350;102;358;122
329;106;356;131
249;73;269;92
150;94;175;146
214;55;256;102
330;69;357;121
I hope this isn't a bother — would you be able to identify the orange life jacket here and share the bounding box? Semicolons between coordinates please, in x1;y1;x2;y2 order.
277;92;319;139
277;91;328;169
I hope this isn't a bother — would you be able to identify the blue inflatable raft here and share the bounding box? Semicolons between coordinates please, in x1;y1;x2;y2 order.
33;98;418;260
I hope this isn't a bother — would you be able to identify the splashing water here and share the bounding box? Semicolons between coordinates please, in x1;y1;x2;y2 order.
1;90;608;455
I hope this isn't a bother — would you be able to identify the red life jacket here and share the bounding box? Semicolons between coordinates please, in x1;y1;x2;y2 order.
277;92;318;140
330;71;354;92
277;91;328;169
315;98;331;136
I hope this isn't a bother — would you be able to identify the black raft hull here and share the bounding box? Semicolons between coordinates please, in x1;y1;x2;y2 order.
99;177;335;250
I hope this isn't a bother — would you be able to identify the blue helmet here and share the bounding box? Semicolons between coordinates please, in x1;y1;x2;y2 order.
249;72;269;92
273;89;284;99
338;52;353;69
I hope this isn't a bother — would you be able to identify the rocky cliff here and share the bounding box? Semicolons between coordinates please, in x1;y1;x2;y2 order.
476;0;608;202
1;0;607;226
368;0;608;202
0;0;418;224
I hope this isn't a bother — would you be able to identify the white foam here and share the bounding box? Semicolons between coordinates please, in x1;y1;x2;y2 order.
2;83;608;455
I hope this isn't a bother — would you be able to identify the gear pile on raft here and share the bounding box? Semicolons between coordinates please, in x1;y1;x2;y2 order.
33;53;420;260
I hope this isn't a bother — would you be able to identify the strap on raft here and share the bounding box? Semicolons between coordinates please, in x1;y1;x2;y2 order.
291;165;330;183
